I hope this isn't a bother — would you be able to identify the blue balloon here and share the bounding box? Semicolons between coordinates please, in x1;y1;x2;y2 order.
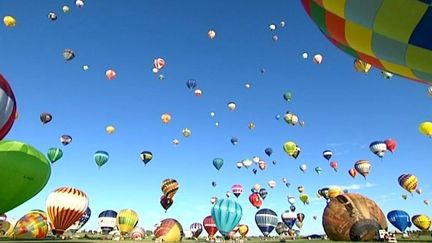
213;158;224;171
98;210;118;234
211;198;242;236
255;209;278;237
265;148;272;157
387;210;412;232
281;210;297;230
186;79;197;90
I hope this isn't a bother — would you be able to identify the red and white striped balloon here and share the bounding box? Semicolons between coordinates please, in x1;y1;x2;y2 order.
46;187;89;235
0;74;17;140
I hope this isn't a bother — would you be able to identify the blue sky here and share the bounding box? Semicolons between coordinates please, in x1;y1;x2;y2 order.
1;0;431;237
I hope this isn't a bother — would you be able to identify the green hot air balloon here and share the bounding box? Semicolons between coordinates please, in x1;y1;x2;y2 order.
94;151;109;168
46;148;63;164
0;140;51;214
283;92;292;102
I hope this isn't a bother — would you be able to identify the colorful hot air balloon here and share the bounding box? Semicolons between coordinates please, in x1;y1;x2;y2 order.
275;222;286;235
182;128;191;138
47;148;63;164
0;141;51;215
322;150;332;161
255;209;278;237
318;188;330;201
160;195;174;212
283;91;292;102
98;210;117;234
105;69;116;80
355;160;371;179
131;226;145;240
106;125;115;135
238;224;249;238
301;0;432;84
419;121;432;137
161;178;179;199
369;141;387;158
46;187;88;235
63;49;75;61
94;150;109;168
384;138;397;153
60;135;72;145
249;193;262;209
281;210;297;230
3;16;16;27
313;54;323;64
190;223;203;238
354;59;372;73
153;58;166;71
68;206;91;233
208;30;216;39
315;166;322;174
330;161;338;172
140;151;152;166
348;168;357;179
12;210;48;239
387;210;412;232
211;199;242;237
116;209;139;235
398;174;418;194
0;75;17;140
412;215;431;231
62;5;70;13
231;184;243;198
203;215;218;239
213;158;224;171
40;112;52;124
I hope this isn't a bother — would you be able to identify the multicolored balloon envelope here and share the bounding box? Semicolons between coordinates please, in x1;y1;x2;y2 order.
0;140;51;215
130;226;145;240
13;210;48;239
190;222;203;238
98;210;117;234
301;0;432;84
67;206;91;233
255;209;278;237
116;209;139;235
154;218;184;242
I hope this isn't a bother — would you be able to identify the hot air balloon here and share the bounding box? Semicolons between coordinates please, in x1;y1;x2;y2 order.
46;187;88;235
424;199;430;205
275;222;286;235
203;215;218;239
322;150;332;161
258;160;267;171
194;89;202;96
238;224;248;238
242;158;253;168
160;195;174;212
299;164;307;173
40;112;52;124
283;141;297;157
154;218;183;242
369;141;387;158
283;112;299;126
419;121;432;137
153;58;166;71
68;206;91;233
105;69;116;80
0;75;17;140
161;113;171;124
211;199;242;237
313;54;322;64
354;59;372;73
190;223;203;239
318;188;330;201
381;71;393;79
94;150;109;168
249;193;262;209
140;151;152;166
265;148;272;157
231;184;243;198
385;138;397;153
186;79;197;90
301;0;432;84
12;210;48;239
208;30;216;39
297;186;304;194
98;210;117;234
161;178;179;200
268;180;276;189
3;16;16;27
236;162;243;169
60;135;72;145
330;161;338;172
315;166;322;174
116;209;139;235
283;92;292;102
354;160;371;179
299;194;309;205
0;141;51;215
227;102;236;111
322;193;387;241
131;226;145;240
281;211;297;230
62;5;70;13
398;174;418;194
248;122;255;130
328;186;343;198
387;210;411;232
47;148;63;164
428;86;432;96
231;137;238;145
255;209;278;237
259;188;268;200
213;158;224;171
211;181;216;188
348;168;357;179
412;215;431;231
106;125;115;135
416;188;423;195
287;196;295;206
48;12;57;21
302;52;309;59
182;128;191;138
75;0;84;8
402;194;408;200
63;49;75;61
210;196;217;205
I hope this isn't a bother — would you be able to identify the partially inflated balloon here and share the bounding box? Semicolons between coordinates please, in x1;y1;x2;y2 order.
46;187;88;235
12;210;48;239
155;218;183;242
0;141;51;215
116;209;139;235
131;226;145;240
211;199;242;236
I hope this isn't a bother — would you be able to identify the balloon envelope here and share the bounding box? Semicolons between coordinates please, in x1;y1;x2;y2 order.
116;209;139;235
211;199;242;236
154;218;183;242
387;210;412;232
255;209;278;237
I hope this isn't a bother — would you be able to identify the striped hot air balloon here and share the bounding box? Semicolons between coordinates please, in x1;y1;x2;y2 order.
94;151;109;168
412;215;431;231
46;148;63;164
116;209;139;235
13;210;48;239
190;222;203;238
203;215;218;239
322;150;332;161
67;206;91;233
154;218;183;242
255;209;278;237
398;174;418;194
46;187;89;236
98;210;117;234
0;74;17;140
231;184;243;198
161;178;179;199
369;141;387;158
354;160;371;179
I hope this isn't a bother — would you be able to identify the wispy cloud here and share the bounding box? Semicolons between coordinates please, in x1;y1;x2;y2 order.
327;182;376;191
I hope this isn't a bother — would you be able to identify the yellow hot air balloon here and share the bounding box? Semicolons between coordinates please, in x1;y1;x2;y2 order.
283;141;297;157
161;178;179;199
154;218;183;242
161;113;171;124
419;121;432;137
398;174;418;194
208;30;216;39
328;186;343;198
116;209;139;235
106;125;115;135
299;193;309;205
238;224;249;238
13;210;48;239
354;59;372;73
3;16;16;27
412;215;431;231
